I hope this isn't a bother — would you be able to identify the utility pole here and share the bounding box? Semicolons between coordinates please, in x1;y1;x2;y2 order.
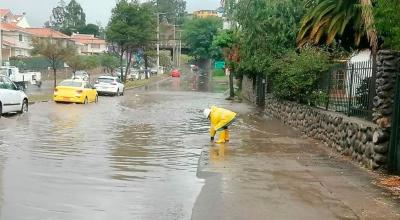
0;22;3;66
157;12;160;74
173;24;176;67
178;30;182;67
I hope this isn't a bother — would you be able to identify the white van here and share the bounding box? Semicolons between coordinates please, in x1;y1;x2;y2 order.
0;75;29;118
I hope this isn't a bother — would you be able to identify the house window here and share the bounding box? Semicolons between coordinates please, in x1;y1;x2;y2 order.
19;34;23;42
91;44;100;49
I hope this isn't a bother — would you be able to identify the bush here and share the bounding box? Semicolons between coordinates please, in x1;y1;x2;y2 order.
213;69;225;77
271;48;333;104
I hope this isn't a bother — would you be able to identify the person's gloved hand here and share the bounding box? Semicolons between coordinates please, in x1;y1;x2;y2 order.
210;137;214;142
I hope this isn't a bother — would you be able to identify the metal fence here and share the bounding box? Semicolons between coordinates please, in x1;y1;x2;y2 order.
318;61;374;120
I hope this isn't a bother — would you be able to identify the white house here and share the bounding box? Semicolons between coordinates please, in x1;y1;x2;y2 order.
345;49;373;97
70;33;107;55
1;22;33;60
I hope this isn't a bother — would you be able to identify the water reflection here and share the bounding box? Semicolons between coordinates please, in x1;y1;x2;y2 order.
110;123;152;180
0;71;232;219
210;144;227;162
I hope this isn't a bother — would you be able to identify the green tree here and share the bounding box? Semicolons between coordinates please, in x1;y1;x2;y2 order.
100;54;120;73
31;38;76;88
106;0;156;82
182;17;222;61
79;23;100;36
235;0;304;74
375;0;400;50
213;30;237;98
62;0;86;35
66;55;85;74
153;0;186;24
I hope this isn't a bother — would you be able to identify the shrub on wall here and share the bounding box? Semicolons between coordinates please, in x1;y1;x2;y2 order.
270;48;332;104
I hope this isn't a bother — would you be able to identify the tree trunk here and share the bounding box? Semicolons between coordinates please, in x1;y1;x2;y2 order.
124;49;133;84
144;54;149;79
229;70;234;98
120;48;124;82
53;68;57;88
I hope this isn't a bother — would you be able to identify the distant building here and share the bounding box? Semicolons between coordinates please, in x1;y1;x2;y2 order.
1;22;33;59
193;10;218;18
0;9;30;28
26;28;74;47
70;33;107;55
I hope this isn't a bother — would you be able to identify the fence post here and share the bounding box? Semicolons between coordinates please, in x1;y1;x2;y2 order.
368;60;376;119
347;64;355;116
325;70;331;111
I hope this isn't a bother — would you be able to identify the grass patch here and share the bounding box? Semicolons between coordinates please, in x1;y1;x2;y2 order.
29;94;53;103
213;69;225;77
125;74;169;90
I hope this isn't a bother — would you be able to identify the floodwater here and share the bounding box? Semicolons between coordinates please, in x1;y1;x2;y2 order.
0;71;228;220
2;69;400;220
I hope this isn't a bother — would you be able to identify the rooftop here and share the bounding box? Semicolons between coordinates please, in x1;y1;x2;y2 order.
26;28;70;39
71;33;106;44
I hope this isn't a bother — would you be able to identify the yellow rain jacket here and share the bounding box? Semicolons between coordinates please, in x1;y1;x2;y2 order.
209;106;237;138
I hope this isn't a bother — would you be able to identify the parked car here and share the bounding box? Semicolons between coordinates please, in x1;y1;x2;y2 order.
116;71;134;81
54;79;98;104
0;66;42;89
0;75;28;118
131;68;140;80
72;71;89;81
171;69;181;77
94;76;125;96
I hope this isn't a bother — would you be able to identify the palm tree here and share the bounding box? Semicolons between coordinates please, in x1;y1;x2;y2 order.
297;0;363;47
297;0;377;52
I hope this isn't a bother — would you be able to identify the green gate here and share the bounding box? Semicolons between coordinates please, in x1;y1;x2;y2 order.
389;65;400;173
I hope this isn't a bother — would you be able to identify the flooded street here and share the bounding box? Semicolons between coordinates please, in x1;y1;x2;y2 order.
0;72;226;219
1;70;400;220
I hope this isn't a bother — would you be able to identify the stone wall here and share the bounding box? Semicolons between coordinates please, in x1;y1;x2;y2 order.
373;50;400;129
241;75;256;104
241;49;400;170
263;95;388;170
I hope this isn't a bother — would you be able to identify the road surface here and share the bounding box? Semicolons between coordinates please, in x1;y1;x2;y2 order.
0;70;399;220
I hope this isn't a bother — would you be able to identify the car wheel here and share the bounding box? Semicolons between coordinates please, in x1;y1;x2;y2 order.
83;97;88;104
19;99;28;114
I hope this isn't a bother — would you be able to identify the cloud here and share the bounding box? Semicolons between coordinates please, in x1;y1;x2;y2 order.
0;0;221;27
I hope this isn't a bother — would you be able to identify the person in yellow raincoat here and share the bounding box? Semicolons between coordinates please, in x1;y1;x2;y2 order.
204;106;237;143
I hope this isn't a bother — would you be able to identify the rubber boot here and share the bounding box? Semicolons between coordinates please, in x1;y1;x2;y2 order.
225;129;230;142
216;131;226;144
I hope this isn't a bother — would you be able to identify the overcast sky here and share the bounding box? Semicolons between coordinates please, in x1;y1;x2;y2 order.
0;0;221;27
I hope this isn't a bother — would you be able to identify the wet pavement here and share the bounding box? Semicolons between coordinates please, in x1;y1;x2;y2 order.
0;70;400;219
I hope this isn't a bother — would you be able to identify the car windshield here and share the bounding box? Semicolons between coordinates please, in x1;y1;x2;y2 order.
59;81;82;87
98;78;115;84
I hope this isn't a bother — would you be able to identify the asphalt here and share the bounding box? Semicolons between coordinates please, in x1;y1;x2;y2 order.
192;107;400;220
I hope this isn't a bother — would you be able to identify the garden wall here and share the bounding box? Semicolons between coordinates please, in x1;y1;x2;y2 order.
241;50;400;170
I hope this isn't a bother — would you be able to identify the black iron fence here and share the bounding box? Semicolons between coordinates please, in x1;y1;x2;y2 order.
317;60;374;120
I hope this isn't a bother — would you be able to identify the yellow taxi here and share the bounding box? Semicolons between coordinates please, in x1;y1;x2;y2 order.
53;80;98;104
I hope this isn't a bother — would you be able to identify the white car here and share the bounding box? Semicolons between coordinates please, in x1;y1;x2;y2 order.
0;75;28;118
72;71;89;81
94;76;125;96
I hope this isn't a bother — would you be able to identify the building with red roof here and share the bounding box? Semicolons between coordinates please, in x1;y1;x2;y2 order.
70;33;107;55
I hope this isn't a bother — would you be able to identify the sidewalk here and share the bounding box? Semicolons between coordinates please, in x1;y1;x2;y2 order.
193;104;400;220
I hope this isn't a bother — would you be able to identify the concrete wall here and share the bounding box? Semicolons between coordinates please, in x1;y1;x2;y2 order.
241;50;400;170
